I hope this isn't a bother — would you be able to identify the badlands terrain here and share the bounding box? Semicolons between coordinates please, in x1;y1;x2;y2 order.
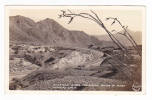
9;15;142;91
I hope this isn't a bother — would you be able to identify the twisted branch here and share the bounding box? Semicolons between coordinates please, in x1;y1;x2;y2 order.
59;10;128;53
107;17;141;56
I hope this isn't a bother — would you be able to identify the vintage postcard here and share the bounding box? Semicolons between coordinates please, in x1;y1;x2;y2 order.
5;6;145;93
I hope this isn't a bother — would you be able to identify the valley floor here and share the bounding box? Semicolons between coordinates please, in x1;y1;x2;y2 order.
9;43;142;91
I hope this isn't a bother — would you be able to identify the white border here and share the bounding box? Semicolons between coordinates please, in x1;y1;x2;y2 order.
4;5;146;95
1;0;152;99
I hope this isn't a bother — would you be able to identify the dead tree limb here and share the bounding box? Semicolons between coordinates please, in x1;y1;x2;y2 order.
59;10;128;54
106;17;141;56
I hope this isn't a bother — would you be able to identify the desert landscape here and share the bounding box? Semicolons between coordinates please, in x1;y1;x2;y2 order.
9;11;142;91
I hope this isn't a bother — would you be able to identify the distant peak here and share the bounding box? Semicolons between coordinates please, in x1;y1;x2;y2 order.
37;18;57;24
45;18;51;20
10;15;35;22
10;15;27;19
10;15;36;26
43;18;56;22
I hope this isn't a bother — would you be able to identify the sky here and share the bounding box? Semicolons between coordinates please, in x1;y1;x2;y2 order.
8;6;145;36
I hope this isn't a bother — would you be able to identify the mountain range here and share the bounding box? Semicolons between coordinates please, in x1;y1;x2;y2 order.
9;15;141;48
9;15;100;47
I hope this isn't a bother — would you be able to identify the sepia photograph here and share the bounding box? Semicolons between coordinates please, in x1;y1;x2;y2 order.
5;6;145;92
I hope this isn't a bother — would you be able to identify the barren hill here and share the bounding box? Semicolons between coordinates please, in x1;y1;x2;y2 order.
9;15;100;47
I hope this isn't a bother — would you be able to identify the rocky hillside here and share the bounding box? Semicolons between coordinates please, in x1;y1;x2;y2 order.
9;15;100;47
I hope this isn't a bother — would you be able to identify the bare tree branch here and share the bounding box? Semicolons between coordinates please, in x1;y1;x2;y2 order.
59;10;141;57
107;17;141;56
